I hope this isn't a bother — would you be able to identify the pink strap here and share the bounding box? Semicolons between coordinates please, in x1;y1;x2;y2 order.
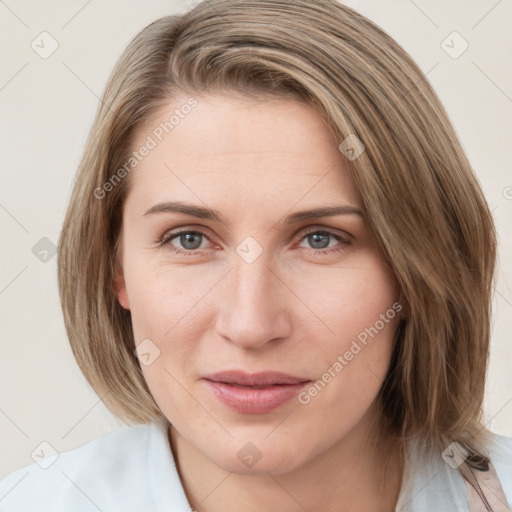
465;462;511;511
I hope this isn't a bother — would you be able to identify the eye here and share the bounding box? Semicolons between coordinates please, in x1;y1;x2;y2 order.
160;229;212;255
158;226;352;256
297;228;352;255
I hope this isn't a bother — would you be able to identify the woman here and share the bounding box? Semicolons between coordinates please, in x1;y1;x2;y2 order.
1;0;510;510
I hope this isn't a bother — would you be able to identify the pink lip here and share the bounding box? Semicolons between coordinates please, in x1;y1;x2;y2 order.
202;370;310;414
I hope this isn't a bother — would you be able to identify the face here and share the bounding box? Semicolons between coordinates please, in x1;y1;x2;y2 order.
115;93;402;475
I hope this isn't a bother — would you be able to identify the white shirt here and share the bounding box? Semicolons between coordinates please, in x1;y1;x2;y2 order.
1;418;511;511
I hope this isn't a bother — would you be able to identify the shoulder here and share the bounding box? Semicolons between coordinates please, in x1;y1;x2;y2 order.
486;432;512;500
396;431;512;512
0;421;173;511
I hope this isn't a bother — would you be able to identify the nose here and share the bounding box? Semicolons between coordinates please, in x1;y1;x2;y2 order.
214;253;293;351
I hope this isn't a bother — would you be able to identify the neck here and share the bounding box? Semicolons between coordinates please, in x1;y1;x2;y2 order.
168;407;404;512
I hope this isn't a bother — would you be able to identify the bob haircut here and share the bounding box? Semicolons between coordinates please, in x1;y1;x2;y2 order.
58;0;497;478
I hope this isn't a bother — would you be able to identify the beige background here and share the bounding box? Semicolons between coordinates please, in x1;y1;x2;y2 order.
0;0;511;480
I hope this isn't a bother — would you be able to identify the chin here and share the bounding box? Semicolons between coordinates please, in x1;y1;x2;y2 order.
208;439;306;476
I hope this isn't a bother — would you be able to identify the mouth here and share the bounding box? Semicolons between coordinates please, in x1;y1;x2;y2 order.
202;370;311;414
203;370;310;387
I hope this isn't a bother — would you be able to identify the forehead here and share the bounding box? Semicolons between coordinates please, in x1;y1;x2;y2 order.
125;93;361;212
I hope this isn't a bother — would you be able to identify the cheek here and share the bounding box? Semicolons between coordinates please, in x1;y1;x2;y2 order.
125;265;209;393
298;315;398;445
125;260;208;340
300;257;399;407
300;254;399;340
315;312;397;396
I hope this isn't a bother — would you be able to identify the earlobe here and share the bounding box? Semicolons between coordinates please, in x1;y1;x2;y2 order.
114;264;130;311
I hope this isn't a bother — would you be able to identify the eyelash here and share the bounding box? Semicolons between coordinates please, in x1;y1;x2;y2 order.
158;226;352;256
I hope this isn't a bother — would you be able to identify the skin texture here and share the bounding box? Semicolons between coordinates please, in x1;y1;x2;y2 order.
115;93;404;511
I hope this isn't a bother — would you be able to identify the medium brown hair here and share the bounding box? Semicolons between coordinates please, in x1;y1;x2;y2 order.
58;0;497;477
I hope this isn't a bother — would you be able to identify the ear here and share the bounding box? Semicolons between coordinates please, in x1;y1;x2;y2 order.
114;260;130;311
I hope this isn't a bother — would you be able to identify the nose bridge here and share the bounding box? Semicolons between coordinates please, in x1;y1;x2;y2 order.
215;249;290;349
232;255;273;311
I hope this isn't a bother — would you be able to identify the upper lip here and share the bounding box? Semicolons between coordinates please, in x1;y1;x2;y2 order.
203;370;310;386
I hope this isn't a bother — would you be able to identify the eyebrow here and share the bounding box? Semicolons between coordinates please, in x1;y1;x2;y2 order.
142;201;364;224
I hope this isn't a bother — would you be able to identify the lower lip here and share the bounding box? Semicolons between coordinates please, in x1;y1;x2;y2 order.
204;380;310;414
